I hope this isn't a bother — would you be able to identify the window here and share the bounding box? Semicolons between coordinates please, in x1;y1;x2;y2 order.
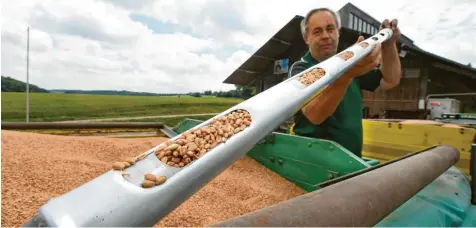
349;13;354;29
367;24;371;34
358;18;362;32
353;15;358;30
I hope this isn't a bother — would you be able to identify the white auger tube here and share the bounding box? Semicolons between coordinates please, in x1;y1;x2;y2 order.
24;28;393;227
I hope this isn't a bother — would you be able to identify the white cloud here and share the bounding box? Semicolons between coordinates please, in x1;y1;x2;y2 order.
2;0;475;94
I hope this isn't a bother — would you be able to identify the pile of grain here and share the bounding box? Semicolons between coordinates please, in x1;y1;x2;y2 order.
1;130;305;227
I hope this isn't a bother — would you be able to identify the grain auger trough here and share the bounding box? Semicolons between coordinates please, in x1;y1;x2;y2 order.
22;29;476;227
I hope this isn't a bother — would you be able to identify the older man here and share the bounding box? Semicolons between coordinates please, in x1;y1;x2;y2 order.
288;8;402;157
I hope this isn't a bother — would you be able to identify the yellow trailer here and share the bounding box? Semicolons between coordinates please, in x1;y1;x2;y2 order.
362;119;476;175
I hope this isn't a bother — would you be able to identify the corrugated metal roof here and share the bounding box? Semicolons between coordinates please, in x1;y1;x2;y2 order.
401;44;476;79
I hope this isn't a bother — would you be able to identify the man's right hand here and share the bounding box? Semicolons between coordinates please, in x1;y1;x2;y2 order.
343;36;382;79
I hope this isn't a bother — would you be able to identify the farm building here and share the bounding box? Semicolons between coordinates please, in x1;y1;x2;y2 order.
222;2;476;118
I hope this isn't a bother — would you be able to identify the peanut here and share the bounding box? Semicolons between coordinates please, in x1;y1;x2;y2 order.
125;157;136;165
155;176;167;185
184;157;192;164
136;153;147;161
187;143;198;152
112;162;125;171
144;174;156;181
142;180;155;188
176;139;187;145
166;144;179;151
179;147;187;156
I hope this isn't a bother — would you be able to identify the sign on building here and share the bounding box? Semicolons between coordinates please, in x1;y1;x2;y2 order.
403;68;420;78
274;58;289;74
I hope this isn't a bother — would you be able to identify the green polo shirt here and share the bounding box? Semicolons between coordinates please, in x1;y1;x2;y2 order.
288;51;382;157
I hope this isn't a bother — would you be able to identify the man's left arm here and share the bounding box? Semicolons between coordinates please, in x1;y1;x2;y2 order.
378;19;402;91
379;41;401;90
358;19;402;92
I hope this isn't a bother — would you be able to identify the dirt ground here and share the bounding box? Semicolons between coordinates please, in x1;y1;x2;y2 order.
1;130;305;227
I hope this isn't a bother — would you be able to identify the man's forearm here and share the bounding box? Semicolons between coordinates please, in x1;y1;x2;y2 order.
379;43;401;90
301;75;353;125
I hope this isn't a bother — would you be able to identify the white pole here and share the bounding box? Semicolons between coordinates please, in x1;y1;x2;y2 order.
26;26;30;122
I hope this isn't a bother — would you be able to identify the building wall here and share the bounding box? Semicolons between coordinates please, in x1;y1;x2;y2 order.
362;77;420;116
363;57;476;116
362;52;424;116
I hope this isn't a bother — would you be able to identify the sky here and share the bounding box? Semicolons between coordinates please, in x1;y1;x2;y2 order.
2;0;475;94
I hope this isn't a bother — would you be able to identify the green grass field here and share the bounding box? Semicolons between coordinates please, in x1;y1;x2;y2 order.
109;115;215;126
1;92;242;122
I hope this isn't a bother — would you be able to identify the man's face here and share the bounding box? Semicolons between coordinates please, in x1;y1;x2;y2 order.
304;11;339;61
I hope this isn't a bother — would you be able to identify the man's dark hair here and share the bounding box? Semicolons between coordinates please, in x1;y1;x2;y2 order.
300;8;341;38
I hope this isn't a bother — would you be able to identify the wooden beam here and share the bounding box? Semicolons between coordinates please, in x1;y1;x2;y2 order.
271;37;291;45
432;62;476;79
237;69;259;74
251;55;276;61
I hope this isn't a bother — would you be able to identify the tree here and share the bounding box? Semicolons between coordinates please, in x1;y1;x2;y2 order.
235;85;256;99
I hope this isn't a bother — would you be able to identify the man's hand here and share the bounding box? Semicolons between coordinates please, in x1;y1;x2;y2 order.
381;19;400;45
343;36;382;79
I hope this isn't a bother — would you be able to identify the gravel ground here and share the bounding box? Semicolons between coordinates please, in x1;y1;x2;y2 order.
1;130;305;227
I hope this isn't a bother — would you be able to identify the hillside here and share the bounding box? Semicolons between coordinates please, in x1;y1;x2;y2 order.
50;89;172;96
1;75;254;98
1;76;49;93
